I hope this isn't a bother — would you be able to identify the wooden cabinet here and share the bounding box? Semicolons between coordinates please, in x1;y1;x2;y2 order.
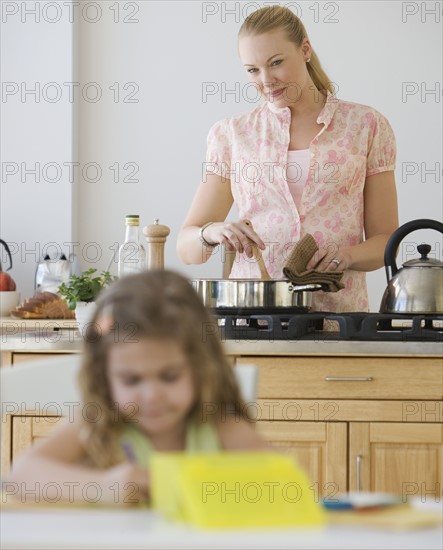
236;356;443;498
349;422;443;497
2;347;442;501
1;352;79;474
11;416;60;460
256;421;347;496
2;415;61;474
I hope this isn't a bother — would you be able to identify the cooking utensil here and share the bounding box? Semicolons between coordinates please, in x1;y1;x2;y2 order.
252;245;271;281
142;219;322;310
191;279;322;311
243;220;271;280
192;220;322;311
379;218;443;314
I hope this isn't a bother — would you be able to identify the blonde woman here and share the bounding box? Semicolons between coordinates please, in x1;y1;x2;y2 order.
177;6;398;312
7;271;267;504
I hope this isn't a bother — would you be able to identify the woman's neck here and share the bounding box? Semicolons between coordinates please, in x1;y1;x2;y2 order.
288;84;326;118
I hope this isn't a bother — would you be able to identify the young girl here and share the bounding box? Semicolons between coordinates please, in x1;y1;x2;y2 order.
7;270;268;505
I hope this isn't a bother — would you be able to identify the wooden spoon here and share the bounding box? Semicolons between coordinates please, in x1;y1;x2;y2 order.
243;220;272;280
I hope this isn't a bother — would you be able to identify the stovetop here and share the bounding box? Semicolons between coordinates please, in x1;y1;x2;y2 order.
215;311;443;342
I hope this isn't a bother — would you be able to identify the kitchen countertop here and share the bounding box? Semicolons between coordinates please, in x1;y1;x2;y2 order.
0;316;78;329
1;505;442;550
0;317;442;356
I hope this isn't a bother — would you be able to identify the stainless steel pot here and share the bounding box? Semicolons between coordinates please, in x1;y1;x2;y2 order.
379;218;443;314
192;279;323;311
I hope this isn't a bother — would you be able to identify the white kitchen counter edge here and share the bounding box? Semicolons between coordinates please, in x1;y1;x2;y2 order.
1;334;442;356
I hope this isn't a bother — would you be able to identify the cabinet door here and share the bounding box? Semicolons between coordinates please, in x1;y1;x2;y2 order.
256;421;347;496
11;416;61;461
349;422;443;500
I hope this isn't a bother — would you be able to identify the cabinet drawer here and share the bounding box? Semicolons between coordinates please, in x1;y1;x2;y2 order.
236;357;443;400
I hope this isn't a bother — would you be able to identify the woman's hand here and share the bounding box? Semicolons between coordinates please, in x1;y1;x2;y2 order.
204;220;266;257
306;244;353;272
100;462;150;506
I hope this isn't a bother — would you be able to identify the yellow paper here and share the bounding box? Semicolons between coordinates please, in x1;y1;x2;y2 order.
151;452;325;529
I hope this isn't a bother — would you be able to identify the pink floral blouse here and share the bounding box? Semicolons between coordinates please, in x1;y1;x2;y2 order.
205;91;396;312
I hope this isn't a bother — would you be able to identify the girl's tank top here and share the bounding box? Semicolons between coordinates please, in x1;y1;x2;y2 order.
119;421;220;465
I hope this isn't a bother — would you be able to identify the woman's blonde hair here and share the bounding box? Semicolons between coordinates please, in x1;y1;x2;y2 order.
78;270;247;468
239;6;334;96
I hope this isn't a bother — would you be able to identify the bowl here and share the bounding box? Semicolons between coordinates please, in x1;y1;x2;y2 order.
0;291;21;316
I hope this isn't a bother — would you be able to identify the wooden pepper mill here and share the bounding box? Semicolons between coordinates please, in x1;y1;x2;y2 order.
142;219;170;270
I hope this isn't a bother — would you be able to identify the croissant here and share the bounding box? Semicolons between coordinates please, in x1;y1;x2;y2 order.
11;292;75;319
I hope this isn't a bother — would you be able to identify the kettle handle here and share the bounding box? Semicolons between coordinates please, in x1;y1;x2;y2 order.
384;218;443;281
0;239;13;271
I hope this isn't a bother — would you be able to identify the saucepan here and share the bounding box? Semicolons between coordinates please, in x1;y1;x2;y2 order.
192;220;323;312
191;279;323;312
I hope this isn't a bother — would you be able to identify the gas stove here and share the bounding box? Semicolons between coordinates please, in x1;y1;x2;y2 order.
214;311;443;342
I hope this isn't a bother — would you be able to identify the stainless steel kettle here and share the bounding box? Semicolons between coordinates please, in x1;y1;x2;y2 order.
379;219;443;314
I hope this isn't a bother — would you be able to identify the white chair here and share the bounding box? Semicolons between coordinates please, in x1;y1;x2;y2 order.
1;354;82;417
0;355;258;472
1;355;83;473
0;356;258;414
233;363;258;403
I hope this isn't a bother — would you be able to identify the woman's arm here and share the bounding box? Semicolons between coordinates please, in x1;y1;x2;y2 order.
307;171;399;272
177;173;265;265
5;419;149;505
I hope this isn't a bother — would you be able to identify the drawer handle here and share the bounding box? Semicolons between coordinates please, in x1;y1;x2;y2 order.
356;455;362;493
324;377;373;382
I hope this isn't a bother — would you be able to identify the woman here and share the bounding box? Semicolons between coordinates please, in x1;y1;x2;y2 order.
177;6;398;312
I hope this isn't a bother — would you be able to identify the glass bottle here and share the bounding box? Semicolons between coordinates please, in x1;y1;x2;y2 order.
118;215;146;277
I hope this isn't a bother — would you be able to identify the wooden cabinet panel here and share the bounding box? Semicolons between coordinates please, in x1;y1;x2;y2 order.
349;422;443;498
237;357;443;400
255;399;443;422
11;416;59;462
256;421;347;496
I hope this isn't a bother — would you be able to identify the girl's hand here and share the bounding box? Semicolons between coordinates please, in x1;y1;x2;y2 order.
204;220;266;257
306;245;353;272
100;462;150;506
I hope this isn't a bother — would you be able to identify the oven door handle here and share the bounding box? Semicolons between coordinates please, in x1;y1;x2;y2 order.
324;377;374;382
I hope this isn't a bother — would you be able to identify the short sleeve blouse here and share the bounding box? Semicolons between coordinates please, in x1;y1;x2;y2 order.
204;91;396;312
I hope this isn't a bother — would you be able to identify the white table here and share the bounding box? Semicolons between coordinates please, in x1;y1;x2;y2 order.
1;507;442;550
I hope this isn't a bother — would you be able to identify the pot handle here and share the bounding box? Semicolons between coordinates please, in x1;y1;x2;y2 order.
0;239;13;271
384;218;443;281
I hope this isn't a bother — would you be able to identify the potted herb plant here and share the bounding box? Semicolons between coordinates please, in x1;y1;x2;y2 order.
58;268;116;334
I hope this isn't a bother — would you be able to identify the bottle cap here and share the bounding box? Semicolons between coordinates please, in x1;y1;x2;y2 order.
125;215;140;226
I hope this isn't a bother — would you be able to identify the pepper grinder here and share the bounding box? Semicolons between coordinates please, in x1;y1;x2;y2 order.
142;219;170;270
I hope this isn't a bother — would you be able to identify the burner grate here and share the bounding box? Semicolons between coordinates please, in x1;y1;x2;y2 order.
214;311;443;341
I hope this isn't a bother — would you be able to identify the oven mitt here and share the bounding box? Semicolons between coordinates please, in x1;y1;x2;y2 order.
283;234;345;292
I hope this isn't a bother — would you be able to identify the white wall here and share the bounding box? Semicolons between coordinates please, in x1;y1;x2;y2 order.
1;2;75;297
2;0;442;311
